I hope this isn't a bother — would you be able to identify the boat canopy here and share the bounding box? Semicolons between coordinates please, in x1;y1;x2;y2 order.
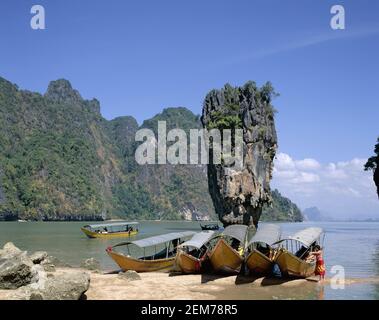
246;224;281;247
222;225;248;243
179;231;216;250
287;227;323;247
86;221;139;229
130;231;196;248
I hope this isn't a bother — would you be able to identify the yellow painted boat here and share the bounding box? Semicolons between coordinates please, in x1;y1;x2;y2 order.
107;250;176;272
208;225;248;274
275;248;316;278
274;227;324;278
245;224;281;275
246;249;276;275
175;250;200;274
175;230;216;274
106;231;196;272
81;221;139;239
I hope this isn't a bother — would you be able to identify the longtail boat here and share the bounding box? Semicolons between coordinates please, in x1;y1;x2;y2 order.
106;231;196;272
200;223;220;231
245;224;281;276
175;231;216;274
208;225;248;274
274;227;324;278
81;222;139;239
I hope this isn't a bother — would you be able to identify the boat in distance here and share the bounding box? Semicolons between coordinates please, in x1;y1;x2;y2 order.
106;231;196;272
175;230;216;274
200;223;221;231
245;224;281;275
274;227;324;278
81;221;139;239
208;225;248;274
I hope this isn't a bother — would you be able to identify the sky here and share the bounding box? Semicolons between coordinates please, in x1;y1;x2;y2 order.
0;0;378;218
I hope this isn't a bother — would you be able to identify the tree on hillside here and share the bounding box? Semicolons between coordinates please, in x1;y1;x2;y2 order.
364;137;379;198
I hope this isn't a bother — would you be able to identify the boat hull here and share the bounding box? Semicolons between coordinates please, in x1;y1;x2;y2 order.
275;249;316;278
245;249;274;275
200;225;219;231
209;239;243;274
175;250;201;274
81;227;138;239
107;250;175;272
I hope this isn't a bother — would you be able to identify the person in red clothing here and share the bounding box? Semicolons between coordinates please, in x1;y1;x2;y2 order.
308;244;325;281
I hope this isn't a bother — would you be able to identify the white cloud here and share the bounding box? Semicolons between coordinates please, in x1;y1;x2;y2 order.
275;153;295;170
272;153;379;219
292;172;320;184
295;158;321;171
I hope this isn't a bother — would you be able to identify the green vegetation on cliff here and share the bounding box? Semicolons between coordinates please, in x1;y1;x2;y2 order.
261;189;303;222
0;77;302;222
205;82;278;131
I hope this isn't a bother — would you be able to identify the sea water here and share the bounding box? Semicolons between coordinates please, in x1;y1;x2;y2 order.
0;221;378;299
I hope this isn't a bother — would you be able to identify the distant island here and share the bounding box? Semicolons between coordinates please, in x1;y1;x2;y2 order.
0;77;303;222
302;207;329;222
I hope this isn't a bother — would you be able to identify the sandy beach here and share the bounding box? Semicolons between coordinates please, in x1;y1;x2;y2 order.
2;267;379;300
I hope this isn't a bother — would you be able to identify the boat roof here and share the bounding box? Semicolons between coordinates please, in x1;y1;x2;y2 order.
286;227;323;247
131;231;196;248
246;224;281;247
179;231;216;249
223;225;248;243
86;221;139;228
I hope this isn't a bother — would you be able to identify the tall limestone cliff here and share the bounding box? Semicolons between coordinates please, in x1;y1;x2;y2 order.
201;82;278;227
0;77;120;220
0;76;300;222
0;77;214;221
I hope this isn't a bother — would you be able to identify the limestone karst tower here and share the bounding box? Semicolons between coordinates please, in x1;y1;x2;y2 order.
201;81;278;227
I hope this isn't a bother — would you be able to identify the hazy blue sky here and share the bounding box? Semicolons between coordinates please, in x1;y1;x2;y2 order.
1;0;378;217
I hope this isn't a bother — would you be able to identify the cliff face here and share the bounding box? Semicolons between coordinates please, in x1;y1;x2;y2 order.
261;189;303;222
201;82;278;227
0;76;300;222
374;167;379;198
0;78;119;220
0;78;215;221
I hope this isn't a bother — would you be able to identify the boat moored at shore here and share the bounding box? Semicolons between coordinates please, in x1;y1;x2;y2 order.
274;227;324;278
106;231;196;272
175;230;216;274
245;224;281;276
208;225;248;274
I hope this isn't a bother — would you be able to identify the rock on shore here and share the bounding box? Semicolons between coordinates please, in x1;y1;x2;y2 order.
0;243;38;289
0;243;89;300
10;271;90;300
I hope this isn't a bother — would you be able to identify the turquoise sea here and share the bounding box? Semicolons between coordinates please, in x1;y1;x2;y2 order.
0;221;378;299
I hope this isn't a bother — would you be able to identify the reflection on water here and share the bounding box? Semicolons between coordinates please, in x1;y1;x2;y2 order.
0;220;378;299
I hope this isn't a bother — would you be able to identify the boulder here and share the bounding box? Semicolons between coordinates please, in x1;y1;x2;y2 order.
29;251;48;264
10;271;90;300
0;242;38;289
80;258;101;271
118;270;141;282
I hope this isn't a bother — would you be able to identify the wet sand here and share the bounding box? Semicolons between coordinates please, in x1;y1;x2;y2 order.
3;268;379;300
